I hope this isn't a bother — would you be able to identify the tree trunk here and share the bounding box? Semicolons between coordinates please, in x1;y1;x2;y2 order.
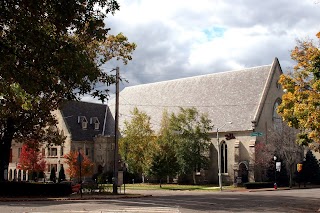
289;163;294;188
0;118;15;181
192;171;196;185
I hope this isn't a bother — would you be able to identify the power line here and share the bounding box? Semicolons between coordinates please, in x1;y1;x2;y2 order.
116;101;278;108
119;113;162;127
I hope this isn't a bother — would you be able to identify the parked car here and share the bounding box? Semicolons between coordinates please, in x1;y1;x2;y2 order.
72;184;81;193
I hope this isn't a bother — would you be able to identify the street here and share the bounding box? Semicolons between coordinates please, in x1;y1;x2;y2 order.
1;188;320;212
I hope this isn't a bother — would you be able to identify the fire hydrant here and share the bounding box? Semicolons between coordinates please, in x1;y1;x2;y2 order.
274;182;277;190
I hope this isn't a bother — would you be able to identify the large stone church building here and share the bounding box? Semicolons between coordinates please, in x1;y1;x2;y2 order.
108;58;284;184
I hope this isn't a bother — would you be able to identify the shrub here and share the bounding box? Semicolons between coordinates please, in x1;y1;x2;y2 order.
244;182;274;189
0;181;72;197
58;165;66;182
50;167;56;183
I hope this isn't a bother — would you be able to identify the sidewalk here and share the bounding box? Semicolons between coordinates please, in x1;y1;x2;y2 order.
0;192;151;202
0;185;318;202
246;185;320;192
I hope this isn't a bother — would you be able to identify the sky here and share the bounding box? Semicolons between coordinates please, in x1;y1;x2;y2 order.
82;0;320;103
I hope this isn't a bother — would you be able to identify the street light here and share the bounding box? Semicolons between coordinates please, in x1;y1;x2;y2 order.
217;121;232;191
273;156;277;189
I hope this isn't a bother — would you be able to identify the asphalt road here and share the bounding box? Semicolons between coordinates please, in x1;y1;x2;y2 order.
1;188;320;213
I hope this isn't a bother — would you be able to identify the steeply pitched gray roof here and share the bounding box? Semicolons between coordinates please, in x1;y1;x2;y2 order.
109;59;279;133
59;100;108;141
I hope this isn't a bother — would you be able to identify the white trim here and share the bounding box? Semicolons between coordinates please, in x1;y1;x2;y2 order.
253;57;282;126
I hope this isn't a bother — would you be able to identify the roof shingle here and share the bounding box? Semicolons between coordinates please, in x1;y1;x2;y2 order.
60;100;108;141
108;62;276;133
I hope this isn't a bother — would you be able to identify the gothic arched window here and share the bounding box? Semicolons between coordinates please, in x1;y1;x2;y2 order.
220;141;228;173
273;99;282;130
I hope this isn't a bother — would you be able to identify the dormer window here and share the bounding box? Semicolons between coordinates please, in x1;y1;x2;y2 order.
90;117;100;130
95;122;99;130
78;116;88;129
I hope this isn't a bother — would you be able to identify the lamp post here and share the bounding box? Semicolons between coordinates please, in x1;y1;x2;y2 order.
217;121;232;191
273;156;277;189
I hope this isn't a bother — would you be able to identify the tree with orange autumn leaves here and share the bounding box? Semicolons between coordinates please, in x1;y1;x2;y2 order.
18;140;46;179
278;32;320;150
64;151;94;180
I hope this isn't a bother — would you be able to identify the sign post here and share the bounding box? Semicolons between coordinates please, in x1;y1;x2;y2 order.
77;151;83;198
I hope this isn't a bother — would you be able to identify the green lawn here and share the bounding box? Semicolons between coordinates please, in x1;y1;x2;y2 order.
118;183;242;191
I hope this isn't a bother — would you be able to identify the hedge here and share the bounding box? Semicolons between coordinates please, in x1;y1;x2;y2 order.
244;182;274;189
0;181;72;197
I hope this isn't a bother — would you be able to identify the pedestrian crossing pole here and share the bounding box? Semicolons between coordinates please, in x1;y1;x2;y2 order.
113;67;120;194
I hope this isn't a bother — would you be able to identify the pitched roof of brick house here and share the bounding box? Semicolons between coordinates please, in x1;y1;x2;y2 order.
108;58;281;133
59;100;109;141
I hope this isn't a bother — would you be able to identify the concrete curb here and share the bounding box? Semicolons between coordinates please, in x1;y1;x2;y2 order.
1;186;318;202
247;186;316;192
0;194;152;202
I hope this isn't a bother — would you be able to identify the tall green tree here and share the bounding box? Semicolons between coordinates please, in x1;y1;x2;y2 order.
119;107;155;178
58;164;66;183
302;150;320;184
278;32;320;149
149;110;179;187
0;0;136;180
50;167;56;183
170;107;212;184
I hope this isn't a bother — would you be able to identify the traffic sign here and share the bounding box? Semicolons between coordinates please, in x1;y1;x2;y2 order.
250;132;263;136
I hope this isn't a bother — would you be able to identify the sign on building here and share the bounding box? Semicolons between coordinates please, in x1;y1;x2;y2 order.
276;162;281;172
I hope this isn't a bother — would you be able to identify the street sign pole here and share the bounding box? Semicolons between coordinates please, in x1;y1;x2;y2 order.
77;151;83;198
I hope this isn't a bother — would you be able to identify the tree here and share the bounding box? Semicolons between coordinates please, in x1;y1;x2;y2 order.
302;150;320;184
64;151;94;181
254;143;273;182
50;167;56;183
278;32;320;149
119;107;155;179
170;107;212;184
267;124;303;187
18;139;46;181
148;110;179;187
0;0;136;181
58;164;66;183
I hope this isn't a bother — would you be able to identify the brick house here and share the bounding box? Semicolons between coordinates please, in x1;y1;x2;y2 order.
8;101;115;181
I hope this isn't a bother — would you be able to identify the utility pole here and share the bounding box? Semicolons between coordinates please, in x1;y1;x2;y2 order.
113;67;119;194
